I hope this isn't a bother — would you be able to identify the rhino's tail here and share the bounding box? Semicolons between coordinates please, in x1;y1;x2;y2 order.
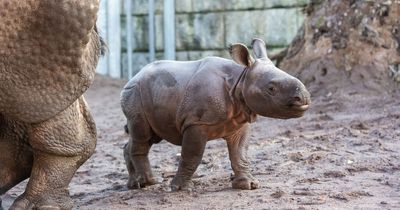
94;24;108;56
124;124;129;134
99;35;107;56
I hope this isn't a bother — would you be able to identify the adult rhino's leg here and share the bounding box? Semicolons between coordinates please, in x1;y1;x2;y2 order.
0;116;33;207
0;140;33;204
170;126;207;191
10;97;96;210
224;124;259;190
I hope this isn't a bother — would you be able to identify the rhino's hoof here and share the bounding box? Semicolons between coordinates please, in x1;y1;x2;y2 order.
11;191;73;210
35;205;62;210
232;176;260;190
35;196;72;210
127;176;159;189
170;177;193;191
9;196;33;210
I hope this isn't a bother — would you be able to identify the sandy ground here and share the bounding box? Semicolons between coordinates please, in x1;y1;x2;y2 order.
3;75;400;210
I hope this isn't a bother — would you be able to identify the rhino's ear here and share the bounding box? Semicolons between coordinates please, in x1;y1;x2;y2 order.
251;38;269;60
229;43;255;67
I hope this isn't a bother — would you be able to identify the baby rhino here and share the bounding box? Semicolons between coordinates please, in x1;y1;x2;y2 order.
121;38;311;191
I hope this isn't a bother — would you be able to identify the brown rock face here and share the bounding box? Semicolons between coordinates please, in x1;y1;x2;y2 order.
278;0;400;97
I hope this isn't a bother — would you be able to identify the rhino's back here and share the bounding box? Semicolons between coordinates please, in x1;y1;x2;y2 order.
0;0;100;123
123;59;202;108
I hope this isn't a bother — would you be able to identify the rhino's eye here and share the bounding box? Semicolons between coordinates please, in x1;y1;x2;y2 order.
266;84;277;96
269;86;276;92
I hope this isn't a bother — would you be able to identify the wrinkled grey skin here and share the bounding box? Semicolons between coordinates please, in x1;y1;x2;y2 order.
121;38;311;191
0;1;102;209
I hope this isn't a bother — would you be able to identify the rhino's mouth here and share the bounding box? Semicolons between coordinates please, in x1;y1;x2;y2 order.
290;104;309;111
286;97;310;112
287;103;310;112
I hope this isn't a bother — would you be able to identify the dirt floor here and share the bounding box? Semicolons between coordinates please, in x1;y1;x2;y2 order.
3;74;400;210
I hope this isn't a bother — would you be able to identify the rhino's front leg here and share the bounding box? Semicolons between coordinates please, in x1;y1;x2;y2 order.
10;98;96;210
171;126;207;191
224;124;259;190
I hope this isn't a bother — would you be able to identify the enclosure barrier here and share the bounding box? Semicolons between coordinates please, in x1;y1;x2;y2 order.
96;0;175;79
96;0;307;79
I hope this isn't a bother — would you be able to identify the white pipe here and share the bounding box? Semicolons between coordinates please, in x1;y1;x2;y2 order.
163;0;175;60
149;0;156;62
125;0;133;78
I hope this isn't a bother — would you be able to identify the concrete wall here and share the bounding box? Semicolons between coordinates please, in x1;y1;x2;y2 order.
119;0;308;78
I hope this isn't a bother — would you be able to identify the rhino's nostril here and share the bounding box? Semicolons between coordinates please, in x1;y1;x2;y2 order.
289;95;305;106
293;96;302;102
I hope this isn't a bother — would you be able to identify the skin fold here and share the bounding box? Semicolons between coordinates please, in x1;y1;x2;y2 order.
121;38;311;191
0;1;102;209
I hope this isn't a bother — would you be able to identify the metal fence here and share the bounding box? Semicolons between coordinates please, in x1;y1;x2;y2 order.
96;0;176;79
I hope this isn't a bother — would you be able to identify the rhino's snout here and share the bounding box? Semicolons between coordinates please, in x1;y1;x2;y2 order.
288;85;310;104
269;77;311;109
287;90;311;112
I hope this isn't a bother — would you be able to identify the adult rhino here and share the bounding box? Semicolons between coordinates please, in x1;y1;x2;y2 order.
121;38;311;191
0;1;103;209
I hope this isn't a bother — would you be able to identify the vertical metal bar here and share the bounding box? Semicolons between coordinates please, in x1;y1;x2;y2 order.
107;0;121;78
163;0;175;60
148;0;156;62
96;0;109;75
125;0;134;78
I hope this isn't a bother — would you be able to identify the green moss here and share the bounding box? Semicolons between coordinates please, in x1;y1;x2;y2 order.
315;15;325;29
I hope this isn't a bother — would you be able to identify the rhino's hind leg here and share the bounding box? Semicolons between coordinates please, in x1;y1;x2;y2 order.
124;118;160;189
0;117;33;209
10;98;96;210
224;124;260;190
0;146;32;210
10;157;78;210
0;140;33;206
